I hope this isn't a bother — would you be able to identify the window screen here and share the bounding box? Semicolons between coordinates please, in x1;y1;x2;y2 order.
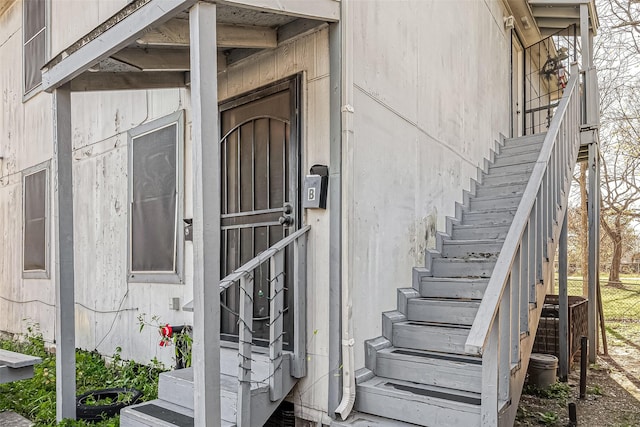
24;169;47;272
131;124;178;273
24;0;46;94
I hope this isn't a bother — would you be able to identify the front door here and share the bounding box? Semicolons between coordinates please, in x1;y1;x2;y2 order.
219;76;300;347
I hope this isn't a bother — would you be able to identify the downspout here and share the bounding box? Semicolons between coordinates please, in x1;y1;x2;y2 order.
335;0;355;419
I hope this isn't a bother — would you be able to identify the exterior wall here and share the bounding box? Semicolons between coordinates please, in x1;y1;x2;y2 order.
348;0;512;368
0;0;56;342
1;1;332;418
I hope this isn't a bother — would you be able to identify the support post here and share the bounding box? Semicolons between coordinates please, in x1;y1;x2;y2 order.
580;3;596;127
587;142;598;363
559;209;569;381
189;3;221;426
53;84;76;421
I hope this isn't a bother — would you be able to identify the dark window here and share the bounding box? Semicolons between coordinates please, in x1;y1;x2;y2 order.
130;123;178;273
24;0;46;94
24;169;47;272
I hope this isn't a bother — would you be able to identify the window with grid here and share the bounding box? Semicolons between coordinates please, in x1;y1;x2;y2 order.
23;0;46;94
23;168;48;276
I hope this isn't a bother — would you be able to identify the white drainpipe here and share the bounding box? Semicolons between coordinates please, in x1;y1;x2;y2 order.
335;0;355;419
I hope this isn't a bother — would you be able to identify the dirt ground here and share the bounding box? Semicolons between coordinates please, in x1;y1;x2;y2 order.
516;331;640;427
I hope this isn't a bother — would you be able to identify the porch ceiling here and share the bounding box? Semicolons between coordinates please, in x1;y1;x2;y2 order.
528;0;599;37
42;0;337;92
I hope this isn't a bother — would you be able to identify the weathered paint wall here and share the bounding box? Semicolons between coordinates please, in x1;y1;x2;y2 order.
0;0;56;342
1;1;332;417
50;0;129;57
348;0;512;368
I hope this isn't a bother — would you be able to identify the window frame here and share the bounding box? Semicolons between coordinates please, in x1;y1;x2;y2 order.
127;110;185;284
22;0;49;99
22;161;50;279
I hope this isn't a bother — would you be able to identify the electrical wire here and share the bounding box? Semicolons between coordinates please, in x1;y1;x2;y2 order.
0;295;138;313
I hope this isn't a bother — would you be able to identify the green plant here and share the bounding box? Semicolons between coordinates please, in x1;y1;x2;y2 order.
537;411;559;425
0;324;165;426
587;384;604;396
137;313;192;369
523;381;572;402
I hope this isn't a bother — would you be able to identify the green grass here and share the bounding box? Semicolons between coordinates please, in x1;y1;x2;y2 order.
560;278;640;321
0;329;164;426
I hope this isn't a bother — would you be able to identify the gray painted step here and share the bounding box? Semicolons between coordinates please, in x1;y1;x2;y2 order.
355;376;481;426
431;258;496;278
480;171;533;186
503;133;546;146
373;345;482;393
469;194;522;211
474;181;527;198
491;151;539;167
461;209;516;226
488;162;536;176
416;277;488;300
332;411;422;426
440;239;504;258
499;141;543;155
452;224;510;240
406;298;480;325
392;321;470;353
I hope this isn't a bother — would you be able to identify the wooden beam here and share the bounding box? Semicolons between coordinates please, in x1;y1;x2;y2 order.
111;48;191;70
190;3;221;426
137;20;278;49
42;0;198;92
559;209;569;381
531;6;580;19
53;84;76;421
587;142;598;363
217;0;339;22
69;71;187;91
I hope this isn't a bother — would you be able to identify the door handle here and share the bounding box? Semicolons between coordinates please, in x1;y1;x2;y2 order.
279;215;293;226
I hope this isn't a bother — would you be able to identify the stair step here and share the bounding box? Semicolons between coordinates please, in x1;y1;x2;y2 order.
120;399;202;427
355;376;481;426
481;170;533;186
392;321;470;353
488;162;535;176
417;277;488;300
332;411;424;426
503;133;546;147
431;258;496;278
474;181;527;198
406;298;480;325
460;209;516;226
374;345;482;393
452;224;510;240
499;141;543;155
491;150;539;167
469;193;522;211
440;239;504;258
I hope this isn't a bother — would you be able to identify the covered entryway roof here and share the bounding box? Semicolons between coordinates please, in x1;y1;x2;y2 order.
42;0;338;92
528;0;599;37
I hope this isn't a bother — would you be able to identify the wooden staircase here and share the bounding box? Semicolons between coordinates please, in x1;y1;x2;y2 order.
120;347;299;427
335;134;545;426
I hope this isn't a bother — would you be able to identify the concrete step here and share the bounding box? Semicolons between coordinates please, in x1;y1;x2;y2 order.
440;238;504;258
416;277;488;300
469;193;522;211
355;376;481;426
392;321;470;353
406;298;480;325
460;209;516;226
452;224;510;240
371;343;482;393
431;258;496;278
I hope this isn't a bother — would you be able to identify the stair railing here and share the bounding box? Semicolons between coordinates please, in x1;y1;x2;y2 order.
219;225;310;427
465;65;581;423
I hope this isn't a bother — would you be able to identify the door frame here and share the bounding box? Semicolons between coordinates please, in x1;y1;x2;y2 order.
217;74;303;349
511;32;525;138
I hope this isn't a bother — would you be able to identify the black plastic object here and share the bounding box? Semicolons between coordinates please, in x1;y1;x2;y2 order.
76;387;143;421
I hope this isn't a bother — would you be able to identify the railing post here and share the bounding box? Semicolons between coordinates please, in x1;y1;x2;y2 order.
481;321;499;425
292;232;308;378
559;210;569;381
499;287;511;404
511;249;521;365
269;251;285;400
237;275;254;426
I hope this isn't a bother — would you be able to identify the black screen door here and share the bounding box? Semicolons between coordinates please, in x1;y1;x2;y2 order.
219;76;300;346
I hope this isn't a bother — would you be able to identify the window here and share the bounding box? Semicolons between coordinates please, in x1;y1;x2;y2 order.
23;166;49;278
128;111;184;283
23;0;47;95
